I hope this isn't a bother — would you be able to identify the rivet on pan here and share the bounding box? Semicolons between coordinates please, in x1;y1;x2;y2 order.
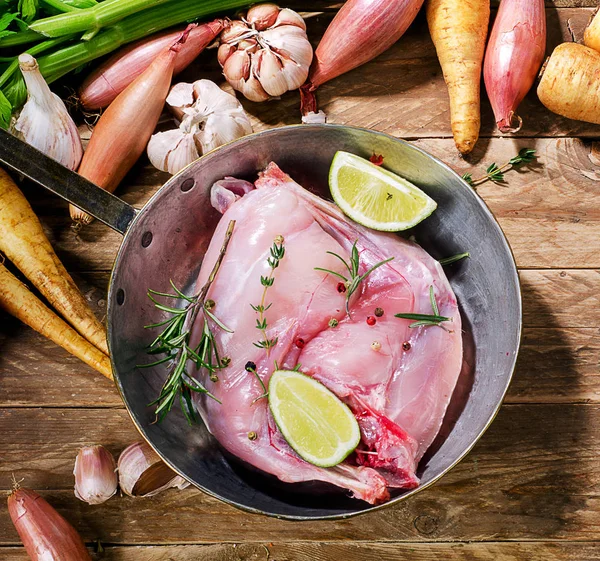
116;289;125;305
181;178;195;192
141;231;153;248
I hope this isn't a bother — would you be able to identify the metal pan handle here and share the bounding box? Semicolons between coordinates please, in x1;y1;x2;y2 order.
0;129;137;235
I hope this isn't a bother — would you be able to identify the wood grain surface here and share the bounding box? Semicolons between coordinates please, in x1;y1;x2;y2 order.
1;0;599;559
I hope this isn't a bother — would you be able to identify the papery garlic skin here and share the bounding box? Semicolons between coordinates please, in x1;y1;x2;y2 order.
218;4;312;101
118;441;190;497
12;54;83;170
73;445;118;505
147;80;252;175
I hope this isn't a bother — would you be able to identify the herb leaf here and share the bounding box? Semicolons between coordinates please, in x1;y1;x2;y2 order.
395;285;452;330
139;220;235;424
316;240;394;315
465;148;537;187
438;252;470;266
252;236;285;353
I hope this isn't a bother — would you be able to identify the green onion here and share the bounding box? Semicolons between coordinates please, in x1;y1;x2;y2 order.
29;0;170;38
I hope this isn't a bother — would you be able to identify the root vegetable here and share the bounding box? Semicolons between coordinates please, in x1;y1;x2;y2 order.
537;42;600;125
0;263;113;379
302;0;424;113
584;9;600;52
483;0;546;133
79;20;224;110
0;167;108;354
70;27;191;225
8;486;92;561
426;0;490;155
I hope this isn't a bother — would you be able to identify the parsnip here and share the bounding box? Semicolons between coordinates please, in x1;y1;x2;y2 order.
0;167;109;354
426;0;490;155
537;43;600;125
584;9;600;52
0;263;112;380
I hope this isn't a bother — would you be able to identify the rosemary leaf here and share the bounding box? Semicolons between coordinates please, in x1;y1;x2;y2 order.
439;252;470;266
141;220;235;424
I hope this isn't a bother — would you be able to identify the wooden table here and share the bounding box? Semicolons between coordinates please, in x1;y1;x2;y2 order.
1;2;599;559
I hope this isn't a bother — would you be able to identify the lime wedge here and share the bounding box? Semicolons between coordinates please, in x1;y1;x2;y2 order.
329;151;437;231
268;369;360;467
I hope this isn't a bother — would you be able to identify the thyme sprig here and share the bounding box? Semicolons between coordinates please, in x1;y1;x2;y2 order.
139;220;235;425
245;361;268;403
315;240;394;314
252;236;285;353
462;148;536;187
395;286;452;330
439;252;470;266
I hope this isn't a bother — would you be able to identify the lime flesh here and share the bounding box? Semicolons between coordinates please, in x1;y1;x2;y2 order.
268;369;361;468
329;151;437;231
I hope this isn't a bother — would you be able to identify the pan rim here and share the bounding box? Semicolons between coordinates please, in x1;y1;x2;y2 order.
106;123;523;521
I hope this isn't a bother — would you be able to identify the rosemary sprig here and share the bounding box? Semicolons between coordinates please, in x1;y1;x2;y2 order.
395;286;452;329
439;252;470;266
315;240;394;314
462;148;536;187
252;236;285;354
139;220;235;425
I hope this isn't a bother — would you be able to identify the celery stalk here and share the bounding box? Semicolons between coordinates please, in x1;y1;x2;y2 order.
30;0;170;38
40;0;251;82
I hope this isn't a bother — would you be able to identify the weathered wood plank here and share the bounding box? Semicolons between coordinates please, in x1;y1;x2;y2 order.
1;269;599;407
13;136;600;271
0;404;598;543
2;542;600;561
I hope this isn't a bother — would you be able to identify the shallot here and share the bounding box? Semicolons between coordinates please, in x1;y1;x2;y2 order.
79;20;224;110
301;0;424;113
484;0;546;133
8;486;92;560
71;26;192;225
218;4;312;102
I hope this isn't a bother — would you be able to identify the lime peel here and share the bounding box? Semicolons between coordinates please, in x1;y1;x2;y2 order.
268;369;361;468
329;151;437;231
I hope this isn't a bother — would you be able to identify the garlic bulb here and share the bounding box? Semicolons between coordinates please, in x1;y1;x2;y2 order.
73;445;118;505
147;79;252;175
218;4;313;102
12;54;83;170
118;441;190;497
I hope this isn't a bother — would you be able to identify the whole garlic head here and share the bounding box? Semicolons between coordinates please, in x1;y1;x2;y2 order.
147;80;252;175
218;4;313;102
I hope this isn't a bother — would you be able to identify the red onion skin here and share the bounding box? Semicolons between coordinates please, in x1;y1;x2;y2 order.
79;20;223;110
8;488;92;561
308;0;425;90
483;0;546;133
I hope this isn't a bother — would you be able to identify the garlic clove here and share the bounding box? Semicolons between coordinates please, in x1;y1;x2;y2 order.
246;3;280;31
256;50;289;97
199;111;252;153
166;82;195;109
261;26;314;69
279;55;311;92
220;20;250;43
192;79;241;113
147;128;199;175
222;49;251;83
217;43;236;67
274;8;307;31
118;441;190;498
12;54;83;171
73;445;118;505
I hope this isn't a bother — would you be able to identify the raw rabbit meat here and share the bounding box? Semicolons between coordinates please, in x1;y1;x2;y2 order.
190;163;463;504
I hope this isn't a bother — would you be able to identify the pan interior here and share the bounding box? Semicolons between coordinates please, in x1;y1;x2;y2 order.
107;125;521;519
